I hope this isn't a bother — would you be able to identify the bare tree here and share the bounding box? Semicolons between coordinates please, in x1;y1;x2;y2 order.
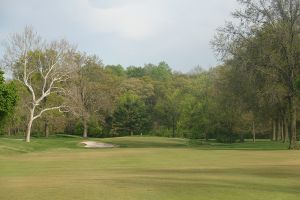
2;26;76;142
66;54;105;138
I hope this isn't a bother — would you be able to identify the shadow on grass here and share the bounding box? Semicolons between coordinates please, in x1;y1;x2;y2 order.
104;166;300;195
136;166;300;179
100;137;292;150
102;140;188;148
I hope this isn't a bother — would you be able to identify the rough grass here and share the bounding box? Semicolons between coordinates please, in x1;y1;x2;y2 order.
0;136;299;200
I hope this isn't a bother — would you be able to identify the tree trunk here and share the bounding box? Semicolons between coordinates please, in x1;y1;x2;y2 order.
205;132;209;141
83;118;88;138
25;108;35;143
239;132;244;143
44;120;49;138
7;127;11;137
277;119;281;141
252;121;256;143
172;117;175;138
131;130;133;136
281;120;284;142
26;119;33;143
288;97;298;150
272;120;276;141
284;116;289;143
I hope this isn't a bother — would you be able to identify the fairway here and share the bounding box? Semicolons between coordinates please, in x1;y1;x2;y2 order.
0;137;300;200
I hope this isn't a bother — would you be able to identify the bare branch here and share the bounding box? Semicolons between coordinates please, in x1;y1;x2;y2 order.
33;106;67;120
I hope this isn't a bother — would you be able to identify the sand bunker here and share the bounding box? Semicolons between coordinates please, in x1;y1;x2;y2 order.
81;141;117;148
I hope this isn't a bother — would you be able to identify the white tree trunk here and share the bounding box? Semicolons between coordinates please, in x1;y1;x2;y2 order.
26;108;35;142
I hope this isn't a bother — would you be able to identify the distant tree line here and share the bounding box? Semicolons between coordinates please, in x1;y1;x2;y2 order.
0;0;300;149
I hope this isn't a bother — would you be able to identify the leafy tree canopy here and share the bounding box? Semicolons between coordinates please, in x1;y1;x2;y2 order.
0;70;18;122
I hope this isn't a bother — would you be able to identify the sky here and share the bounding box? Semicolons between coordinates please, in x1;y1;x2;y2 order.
0;0;238;72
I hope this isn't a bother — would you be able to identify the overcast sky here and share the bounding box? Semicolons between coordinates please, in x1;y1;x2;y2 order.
0;0;238;72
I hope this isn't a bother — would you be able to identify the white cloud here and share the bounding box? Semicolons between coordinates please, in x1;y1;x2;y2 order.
86;2;168;40
88;0;141;9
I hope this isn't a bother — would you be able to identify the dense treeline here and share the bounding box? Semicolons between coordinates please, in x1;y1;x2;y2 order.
0;0;300;149
1;56;292;143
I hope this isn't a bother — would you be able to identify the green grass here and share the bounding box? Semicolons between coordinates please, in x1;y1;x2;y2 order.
0;136;300;200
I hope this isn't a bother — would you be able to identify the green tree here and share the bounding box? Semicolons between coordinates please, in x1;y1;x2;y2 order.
126;66;145;78
155;88;183;138
183;70;214;139
112;93;149;136
213;0;300;149
105;64;125;76
67;54;105;138
0;70;18;128
144;62;172;81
